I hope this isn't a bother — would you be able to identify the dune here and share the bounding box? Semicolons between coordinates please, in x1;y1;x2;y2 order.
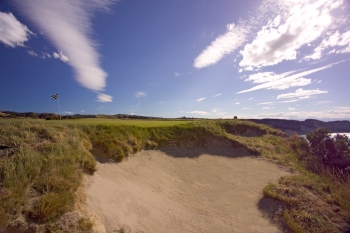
85;146;289;233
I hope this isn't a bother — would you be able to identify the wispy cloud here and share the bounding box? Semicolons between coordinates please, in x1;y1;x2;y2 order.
0;11;32;47
262;107;274;110
249;107;350;120
277;88;328;99
194;97;206;102
213;93;222;97
53;51;69;63
28;50;38;57
304;30;350;61
184;108;227;116
194;0;348;70
14;0;115;100
237;61;344;93
97;93;113;102
186;111;208;116
193;24;248;69
257;99;300;105
317;100;332;105
135;91;147;98
239;0;344;69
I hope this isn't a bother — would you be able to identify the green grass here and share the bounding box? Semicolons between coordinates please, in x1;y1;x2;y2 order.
2;118;193;127
1;118;349;232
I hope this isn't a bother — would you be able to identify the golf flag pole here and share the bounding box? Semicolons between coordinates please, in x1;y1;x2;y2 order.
51;94;61;120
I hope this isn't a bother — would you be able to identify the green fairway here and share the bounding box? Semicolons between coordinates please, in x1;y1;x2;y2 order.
1;118;193;127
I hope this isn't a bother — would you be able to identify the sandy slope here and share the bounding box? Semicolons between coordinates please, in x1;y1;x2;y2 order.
85;147;289;233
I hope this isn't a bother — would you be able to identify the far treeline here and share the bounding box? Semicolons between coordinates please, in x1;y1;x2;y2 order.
0;111;165;120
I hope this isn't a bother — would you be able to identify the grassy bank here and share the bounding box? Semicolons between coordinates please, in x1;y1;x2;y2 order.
0;118;349;232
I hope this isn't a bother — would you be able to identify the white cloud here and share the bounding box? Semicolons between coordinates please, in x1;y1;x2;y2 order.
247;98;253;101
194;25;248;68
174;72;181;78
238;61;343;93
243;107;252;110
0;11;32;47
194;97;206;102
28;50;38;57
317;100;332;105
96;93;113;102
213;94;222;97
234;102;240;105
63;111;74;114
288;107;295;111
185;108;227;116
244;72;284;84
53;51;69;62
257;99;300;105
135;91;147;98
277;88;328;99
262;107;274;110
304;30;350;60
186;111;208;116
193;0;348;70
239;0;342;69
14;0;115;100
250;107;350;120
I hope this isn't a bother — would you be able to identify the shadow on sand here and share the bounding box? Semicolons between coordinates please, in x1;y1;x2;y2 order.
257;197;291;233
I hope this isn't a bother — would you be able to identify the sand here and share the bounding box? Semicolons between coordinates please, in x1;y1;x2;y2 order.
85;147;289;233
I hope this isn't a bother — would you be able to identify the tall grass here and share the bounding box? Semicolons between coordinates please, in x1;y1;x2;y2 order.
263;134;350;232
0;120;95;231
2;118;348;232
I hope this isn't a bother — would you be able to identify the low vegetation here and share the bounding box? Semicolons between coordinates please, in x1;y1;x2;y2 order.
0;118;349;232
264;128;350;232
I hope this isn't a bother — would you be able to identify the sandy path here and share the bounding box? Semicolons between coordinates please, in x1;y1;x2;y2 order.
85;148;288;233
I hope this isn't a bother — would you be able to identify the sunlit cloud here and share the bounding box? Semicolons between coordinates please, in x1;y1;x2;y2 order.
135;91;147;98
194;97;206;102
257;99;300;105
185;108;227;116
194;0;348;70
53;51;69;63
249;107;350;120
194;24;248;69
317;100;332;105
237;61;345;93
277;88;328;99
28;50;38;57
213;93;222;97
186;111;208;116
0;11;32;47
239;0;343;69
304;30;350;60
96;93;113;102
14;0;115;99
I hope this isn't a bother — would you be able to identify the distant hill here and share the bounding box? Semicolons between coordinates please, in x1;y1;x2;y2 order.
250;119;350;134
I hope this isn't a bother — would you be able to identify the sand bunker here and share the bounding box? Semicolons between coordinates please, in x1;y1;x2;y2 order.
85;148;289;233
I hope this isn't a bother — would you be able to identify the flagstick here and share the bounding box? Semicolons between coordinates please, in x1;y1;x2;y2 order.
57;98;61;120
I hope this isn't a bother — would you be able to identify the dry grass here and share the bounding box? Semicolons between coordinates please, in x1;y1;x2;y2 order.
1;118;349;232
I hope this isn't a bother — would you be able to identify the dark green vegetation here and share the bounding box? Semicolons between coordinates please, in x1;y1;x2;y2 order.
0;118;349;232
264;129;350;233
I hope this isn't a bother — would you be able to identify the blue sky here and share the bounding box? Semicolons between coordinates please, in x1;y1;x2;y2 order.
0;0;350;120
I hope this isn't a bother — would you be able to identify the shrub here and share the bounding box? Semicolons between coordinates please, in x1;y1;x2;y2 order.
306;128;350;173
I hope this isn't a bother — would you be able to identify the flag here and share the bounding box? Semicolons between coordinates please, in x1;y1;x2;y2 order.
51;94;59;99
